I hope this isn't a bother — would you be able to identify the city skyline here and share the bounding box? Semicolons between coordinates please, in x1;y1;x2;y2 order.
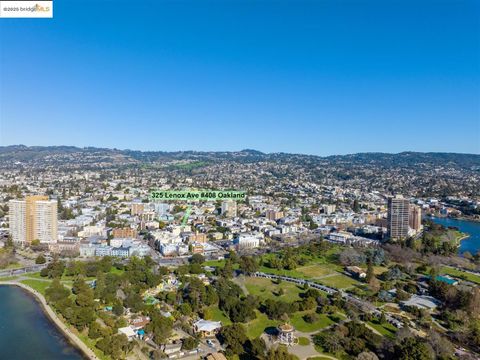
1;0;479;156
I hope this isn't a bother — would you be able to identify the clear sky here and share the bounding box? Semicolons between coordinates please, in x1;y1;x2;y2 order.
0;0;479;155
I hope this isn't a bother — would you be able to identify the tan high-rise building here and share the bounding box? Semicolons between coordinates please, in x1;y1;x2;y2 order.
409;205;422;232
112;227;138;238
131;202;145;216
387;195;410;241
9;196;58;245
266;209;284;221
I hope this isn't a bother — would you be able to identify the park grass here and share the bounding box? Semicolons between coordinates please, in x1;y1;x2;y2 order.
298;337;310;346
26;272;44;279
440;267;480;285
244;277;304;302
367;320;397;339
20;279;51;295
207;306;232;325
2;262;23;270
203;260;226;267
76;331;111;360
109;267;124;275
290;311;335;332
317;274;359;289
245;311;279;339
258;265;309;279
0;276;19;281
372;266;389;276
296;264;338;278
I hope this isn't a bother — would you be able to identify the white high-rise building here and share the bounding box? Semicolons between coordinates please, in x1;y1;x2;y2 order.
9;200;26;244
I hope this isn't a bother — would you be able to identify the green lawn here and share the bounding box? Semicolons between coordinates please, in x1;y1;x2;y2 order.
257;265;309;279
244;311;279;339
290;311;335;332
367;321;397;339
317;274;359;289
244;277;304;302
0;276;19;281
207;306;232;325
440;267;480;285
203;260;226;267
77;331;111;360
298;337;310;346
26;272;44;279
296;264;338;278
2;262;23;270
20;279;51;295
109;267;124;275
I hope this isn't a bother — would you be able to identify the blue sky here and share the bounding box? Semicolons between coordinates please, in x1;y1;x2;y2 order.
0;0;479;155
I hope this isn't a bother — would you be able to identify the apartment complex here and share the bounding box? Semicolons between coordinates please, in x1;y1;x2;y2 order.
387;195;410;240
409;205;422;232
9;196;58;245
221;200;237;217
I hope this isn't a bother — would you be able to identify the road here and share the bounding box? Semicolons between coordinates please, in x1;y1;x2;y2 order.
0;264;47;278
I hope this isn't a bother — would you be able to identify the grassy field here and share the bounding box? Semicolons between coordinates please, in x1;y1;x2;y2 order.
207;306;232;325
298;337;310;346
440;267;480;285
290;311;335;332
296;264;338;278
76;331;111;360
244;311;280;339
244;277;304;302
317;274;359;289
20;279;51;295
367;320;397;339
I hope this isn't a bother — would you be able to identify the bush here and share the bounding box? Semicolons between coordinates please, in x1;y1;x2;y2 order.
304;313;319;323
35;254;46;264
182;337;199;350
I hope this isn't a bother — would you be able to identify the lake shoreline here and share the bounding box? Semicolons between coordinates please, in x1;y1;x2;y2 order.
431;216;480;254
0;282;96;360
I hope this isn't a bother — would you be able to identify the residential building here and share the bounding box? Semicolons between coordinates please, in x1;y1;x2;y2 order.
266;209;284;221
131;202;144;215
9;196;57;245
409;205;422;232
221;200;237;217
112;227;137;238
234;233;263;249
387;195;410;240
193;319;222;337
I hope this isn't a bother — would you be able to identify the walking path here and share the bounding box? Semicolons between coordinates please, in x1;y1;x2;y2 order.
0;281;97;360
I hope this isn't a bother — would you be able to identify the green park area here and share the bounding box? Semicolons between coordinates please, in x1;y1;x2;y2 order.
290;311;336;332
440;266;480;285
367;320;397;339
244;311;280;339
244;277;305;301
20;279;51;295
317;274;359;290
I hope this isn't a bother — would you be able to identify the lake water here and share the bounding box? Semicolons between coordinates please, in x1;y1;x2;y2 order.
0;285;84;360
431;217;480;254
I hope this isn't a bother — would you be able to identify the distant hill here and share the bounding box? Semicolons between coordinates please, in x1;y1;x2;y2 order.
0;145;479;169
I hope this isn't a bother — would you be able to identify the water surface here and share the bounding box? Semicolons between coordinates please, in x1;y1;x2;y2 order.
0;285;84;360
431;217;480;254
